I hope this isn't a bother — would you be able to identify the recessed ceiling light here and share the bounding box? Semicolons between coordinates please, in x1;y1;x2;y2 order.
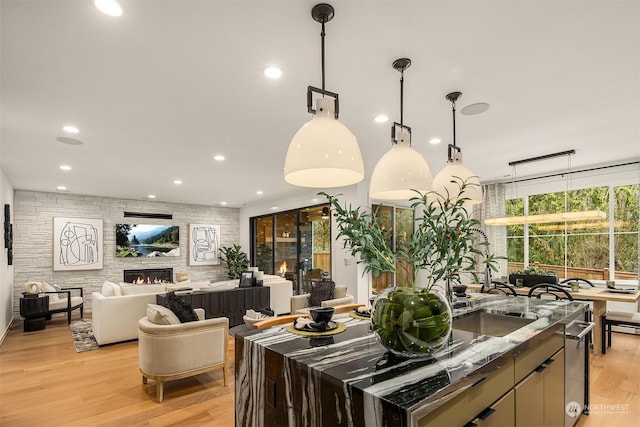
263;66;283;79
221;201;228;205
429;138;442;145
374;115;389;123
63;125;79;134
59;165;72;171
56;137;83;145
148;194;156;199
214;155;225;161
256;190;264;195
271;206;278;210
173;180;183;185
95;0;123;17
57;186;67;191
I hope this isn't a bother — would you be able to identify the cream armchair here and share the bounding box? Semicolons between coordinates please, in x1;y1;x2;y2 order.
25;281;83;324
290;284;354;314
138;307;229;402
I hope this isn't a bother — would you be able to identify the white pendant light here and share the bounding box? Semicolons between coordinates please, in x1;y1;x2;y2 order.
432;91;482;205
370;58;433;200
284;3;364;188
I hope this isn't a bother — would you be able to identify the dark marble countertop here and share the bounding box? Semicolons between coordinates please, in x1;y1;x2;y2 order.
235;295;589;426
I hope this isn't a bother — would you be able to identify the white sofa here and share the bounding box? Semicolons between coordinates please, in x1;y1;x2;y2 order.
92;276;292;345
92;281;233;345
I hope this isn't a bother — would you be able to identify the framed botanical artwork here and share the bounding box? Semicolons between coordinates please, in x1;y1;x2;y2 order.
188;224;220;266
53;217;103;271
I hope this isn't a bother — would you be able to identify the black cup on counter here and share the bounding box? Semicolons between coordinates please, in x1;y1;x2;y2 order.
309;306;335;323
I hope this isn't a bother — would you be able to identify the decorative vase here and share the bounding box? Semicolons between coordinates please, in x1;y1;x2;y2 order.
371;287;452;357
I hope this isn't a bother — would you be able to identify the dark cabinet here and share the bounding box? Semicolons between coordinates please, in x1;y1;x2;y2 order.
157;287;270;327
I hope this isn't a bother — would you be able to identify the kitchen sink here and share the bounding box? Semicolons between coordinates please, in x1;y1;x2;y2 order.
453;310;535;337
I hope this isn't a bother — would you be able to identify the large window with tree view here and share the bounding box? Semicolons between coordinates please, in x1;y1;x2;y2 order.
371;204;415;295
506;184;639;281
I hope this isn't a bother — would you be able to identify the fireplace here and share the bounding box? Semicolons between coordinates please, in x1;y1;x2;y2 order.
124;268;174;284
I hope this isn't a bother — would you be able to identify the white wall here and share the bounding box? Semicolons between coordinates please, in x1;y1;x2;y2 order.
12;191;240;317
0;168;15;342
239;182;371;303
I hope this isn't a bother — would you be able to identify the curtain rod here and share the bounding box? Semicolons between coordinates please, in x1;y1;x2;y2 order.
505;161;639;184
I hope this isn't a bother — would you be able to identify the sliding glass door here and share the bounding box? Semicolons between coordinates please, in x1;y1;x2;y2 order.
251;204;331;295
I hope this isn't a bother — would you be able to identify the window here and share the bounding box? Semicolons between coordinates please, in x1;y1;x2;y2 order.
371;204;414;295
250;204;331;295
506;184;638;282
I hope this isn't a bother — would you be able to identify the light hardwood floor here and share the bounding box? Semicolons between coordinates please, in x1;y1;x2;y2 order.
1;315;638;426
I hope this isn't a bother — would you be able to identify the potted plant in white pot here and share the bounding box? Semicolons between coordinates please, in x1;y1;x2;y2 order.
321;177;501;356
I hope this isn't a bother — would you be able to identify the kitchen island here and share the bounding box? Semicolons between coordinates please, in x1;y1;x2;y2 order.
235;295;589;426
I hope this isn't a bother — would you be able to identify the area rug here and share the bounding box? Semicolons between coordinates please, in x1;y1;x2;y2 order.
70;320;100;353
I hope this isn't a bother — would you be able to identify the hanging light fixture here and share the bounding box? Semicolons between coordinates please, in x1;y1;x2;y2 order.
432;92;482;205
369;58;433;200
284;3;364;188
484;150;607;226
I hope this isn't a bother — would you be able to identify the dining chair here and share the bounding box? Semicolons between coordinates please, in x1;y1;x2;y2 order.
480;281;517;296
527;283;573;301
252;314;309;329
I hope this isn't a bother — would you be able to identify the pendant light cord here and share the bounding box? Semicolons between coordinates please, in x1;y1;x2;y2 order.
320;21;326;93
451;99;457;150
445;92;462;162
399;69;404;126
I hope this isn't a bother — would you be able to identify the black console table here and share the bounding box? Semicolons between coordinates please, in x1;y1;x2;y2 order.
20;294;49;332
157;286;270;327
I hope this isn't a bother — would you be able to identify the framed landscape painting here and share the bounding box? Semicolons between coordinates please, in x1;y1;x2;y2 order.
188;224;220;266
116;224;180;258
53;217;103;271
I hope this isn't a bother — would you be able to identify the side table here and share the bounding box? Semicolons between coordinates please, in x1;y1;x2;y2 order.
20;294;49;332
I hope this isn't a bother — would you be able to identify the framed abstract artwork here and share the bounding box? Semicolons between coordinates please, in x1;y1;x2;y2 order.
53;217;103;271
188;224;220;266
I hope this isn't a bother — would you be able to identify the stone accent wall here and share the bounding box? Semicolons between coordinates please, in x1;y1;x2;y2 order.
12;191;240;315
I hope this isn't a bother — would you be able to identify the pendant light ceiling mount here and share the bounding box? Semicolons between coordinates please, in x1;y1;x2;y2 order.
311;3;334;23
284;3;364;188
392;58;411;72
369;57;433;201
445;91;462;104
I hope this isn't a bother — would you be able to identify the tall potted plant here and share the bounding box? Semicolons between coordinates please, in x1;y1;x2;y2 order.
321;177;501;356
219;244;249;279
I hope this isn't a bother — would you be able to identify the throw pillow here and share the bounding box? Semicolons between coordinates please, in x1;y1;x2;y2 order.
309;279;335;307
101;281;120;297
147;304;181;325
163;291;199;323
112;282;122;296
41;282;59;301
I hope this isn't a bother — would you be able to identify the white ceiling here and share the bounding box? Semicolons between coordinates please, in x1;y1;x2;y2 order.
2;0;639;209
